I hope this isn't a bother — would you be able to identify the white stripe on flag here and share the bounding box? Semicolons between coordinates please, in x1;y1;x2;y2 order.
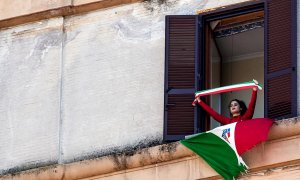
209;123;248;169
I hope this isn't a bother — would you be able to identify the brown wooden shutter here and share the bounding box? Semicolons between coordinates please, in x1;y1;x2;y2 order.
164;15;203;141
265;0;297;119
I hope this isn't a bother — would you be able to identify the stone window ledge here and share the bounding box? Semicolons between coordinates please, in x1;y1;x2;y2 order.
2;117;300;180
0;0;141;29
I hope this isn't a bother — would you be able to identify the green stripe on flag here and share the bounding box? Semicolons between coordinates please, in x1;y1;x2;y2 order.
181;132;247;180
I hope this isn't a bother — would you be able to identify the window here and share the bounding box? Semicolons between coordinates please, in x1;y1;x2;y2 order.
209;11;265;128
164;0;297;141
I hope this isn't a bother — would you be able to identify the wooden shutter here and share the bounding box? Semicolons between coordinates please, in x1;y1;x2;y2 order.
164;15;203;141
265;0;297;119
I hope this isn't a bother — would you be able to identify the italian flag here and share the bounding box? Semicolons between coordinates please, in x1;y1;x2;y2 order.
181;118;273;180
194;80;262;98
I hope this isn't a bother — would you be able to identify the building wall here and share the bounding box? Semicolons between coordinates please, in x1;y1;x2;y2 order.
0;0;285;174
60;3;166;162
0;18;63;174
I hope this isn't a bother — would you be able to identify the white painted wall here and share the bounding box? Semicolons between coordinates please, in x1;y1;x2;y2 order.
0;0;260;173
0;18;63;174
59;0;251;163
61;4;166;162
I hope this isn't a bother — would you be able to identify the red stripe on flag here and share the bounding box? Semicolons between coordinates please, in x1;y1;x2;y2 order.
234;118;273;155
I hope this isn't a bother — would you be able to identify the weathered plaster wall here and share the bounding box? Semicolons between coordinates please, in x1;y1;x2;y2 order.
0;17;63;174
0;0;256;174
60;0;252;163
61;3;166;162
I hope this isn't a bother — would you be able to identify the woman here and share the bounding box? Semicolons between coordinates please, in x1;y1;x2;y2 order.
194;86;257;125
193;80;273;155
182;81;273;179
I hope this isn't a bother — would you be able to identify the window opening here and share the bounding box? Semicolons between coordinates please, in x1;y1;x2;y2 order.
208;11;264;129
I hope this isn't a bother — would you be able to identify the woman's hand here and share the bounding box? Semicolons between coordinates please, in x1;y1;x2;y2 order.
192;97;201;106
253;79;258;91
253;79;259;85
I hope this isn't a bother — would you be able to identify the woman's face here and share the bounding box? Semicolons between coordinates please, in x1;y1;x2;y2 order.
230;100;241;115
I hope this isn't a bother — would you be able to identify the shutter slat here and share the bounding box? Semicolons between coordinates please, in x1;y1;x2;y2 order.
267;0;292;73
265;0;297;120
167;94;195;135
267;75;291;115
168;16;196;89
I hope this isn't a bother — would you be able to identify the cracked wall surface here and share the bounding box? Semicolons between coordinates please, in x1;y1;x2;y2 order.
0;17;63;174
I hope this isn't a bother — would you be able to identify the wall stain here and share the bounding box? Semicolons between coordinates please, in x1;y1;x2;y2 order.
106;140;180;171
60;165;66;180
238;164;300;178
63;137;162;165
0;137;183;176
0;160;58;176
142;0;176;12
158;141;178;153
143;0;167;5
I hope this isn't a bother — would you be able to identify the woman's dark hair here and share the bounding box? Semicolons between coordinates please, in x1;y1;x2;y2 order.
228;99;247;117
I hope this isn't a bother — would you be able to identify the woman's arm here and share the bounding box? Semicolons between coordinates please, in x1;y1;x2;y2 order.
242;89;257;119
196;99;231;125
